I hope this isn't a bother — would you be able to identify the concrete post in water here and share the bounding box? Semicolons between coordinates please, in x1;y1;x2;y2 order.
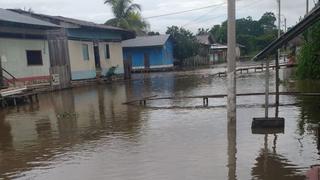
227;0;236;122
275;54;280;118
276;0;281;118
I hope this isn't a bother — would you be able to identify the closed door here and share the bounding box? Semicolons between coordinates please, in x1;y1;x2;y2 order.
144;53;150;69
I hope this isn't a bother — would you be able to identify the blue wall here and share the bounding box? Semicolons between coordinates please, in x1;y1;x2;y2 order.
123;39;174;69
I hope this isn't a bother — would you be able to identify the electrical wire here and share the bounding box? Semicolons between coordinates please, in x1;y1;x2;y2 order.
181;0;265;28
145;2;226;19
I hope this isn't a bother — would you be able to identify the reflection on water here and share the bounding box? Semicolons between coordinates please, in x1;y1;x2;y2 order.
228;120;237;180
251;134;305;180
0;68;319;179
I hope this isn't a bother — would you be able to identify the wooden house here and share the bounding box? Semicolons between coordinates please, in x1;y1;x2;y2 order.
196;34;215;61
12;9;134;81
210;43;244;63
122;35;174;72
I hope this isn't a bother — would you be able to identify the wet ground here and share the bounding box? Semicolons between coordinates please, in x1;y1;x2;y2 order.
0;67;319;180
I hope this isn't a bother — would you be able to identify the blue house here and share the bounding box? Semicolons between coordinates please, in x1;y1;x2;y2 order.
122;35;174;71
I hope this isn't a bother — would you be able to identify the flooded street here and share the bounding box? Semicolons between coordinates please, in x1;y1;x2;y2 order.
0;68;319;180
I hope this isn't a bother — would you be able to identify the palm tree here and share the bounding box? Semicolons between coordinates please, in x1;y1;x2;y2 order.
104;0;149;35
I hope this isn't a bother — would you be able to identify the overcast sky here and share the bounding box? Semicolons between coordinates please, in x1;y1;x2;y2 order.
0;0;317;33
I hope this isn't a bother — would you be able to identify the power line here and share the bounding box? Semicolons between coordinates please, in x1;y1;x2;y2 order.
181;0;264;28
145;3;226;19
182;6;220;27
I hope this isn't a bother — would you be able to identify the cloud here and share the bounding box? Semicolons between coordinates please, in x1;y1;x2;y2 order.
0;0;316;33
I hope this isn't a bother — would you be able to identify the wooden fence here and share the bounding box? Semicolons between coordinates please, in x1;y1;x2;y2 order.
182;55;210;67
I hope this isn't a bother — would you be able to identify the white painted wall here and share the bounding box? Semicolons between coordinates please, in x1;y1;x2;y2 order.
68;40;96;80
99;42;124;75
0;38;50;79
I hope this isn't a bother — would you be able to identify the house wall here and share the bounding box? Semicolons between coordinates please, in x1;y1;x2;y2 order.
98;42;124;76
0;38;51;84
68;40;96;80
123;40;174;70
162;39;174;67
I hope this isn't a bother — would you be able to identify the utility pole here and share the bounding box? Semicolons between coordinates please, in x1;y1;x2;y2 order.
276;0;281;114
284;18;287;33
227;0;236;123
306;0;309;15
277;0;281;41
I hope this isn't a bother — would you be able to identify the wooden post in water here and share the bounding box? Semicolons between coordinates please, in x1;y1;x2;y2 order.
265;58;270;118
227;0;237;122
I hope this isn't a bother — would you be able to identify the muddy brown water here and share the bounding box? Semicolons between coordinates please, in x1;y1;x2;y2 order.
0;68;319;180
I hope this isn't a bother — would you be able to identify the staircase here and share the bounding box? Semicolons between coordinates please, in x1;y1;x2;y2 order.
1;67;25;89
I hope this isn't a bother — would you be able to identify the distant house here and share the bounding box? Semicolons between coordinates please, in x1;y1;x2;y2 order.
196;34;215;48
122;35;174;71
0;8;60;87
12;9;134;81
210;43;244;63
196;34;215;62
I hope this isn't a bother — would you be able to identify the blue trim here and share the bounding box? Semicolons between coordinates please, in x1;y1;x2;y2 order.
71;70;96;80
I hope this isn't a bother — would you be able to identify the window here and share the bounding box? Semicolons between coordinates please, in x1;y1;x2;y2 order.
105;44;110;59
26;50;43;65
82;44;89;60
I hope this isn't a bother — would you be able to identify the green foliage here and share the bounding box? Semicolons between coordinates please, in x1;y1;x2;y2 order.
197;28;210;35
209;12;278;55
297;22;320;79
104;0;149;35
166;26;200;62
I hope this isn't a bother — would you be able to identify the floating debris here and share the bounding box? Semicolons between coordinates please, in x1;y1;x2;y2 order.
56;112;78;120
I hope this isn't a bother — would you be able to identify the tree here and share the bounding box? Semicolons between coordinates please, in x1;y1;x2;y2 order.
259;12;277;32
166;26;199;63
208;12;277;55
197;28;210;35
104;0;149;35
297;22;320;79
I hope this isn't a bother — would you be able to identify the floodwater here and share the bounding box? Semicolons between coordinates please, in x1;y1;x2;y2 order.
0;67;319;180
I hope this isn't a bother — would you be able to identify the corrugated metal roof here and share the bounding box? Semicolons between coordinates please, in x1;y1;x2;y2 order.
50;16;125;31
122;35;170;48
196;34;215;45
0;8;59;28
10;9;129;32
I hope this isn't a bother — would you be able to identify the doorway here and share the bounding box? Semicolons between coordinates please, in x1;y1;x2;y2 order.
93;45;101;70
124;55;132;79
144;53;150;69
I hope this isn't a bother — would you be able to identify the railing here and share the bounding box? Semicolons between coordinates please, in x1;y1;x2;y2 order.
2;68;19;87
